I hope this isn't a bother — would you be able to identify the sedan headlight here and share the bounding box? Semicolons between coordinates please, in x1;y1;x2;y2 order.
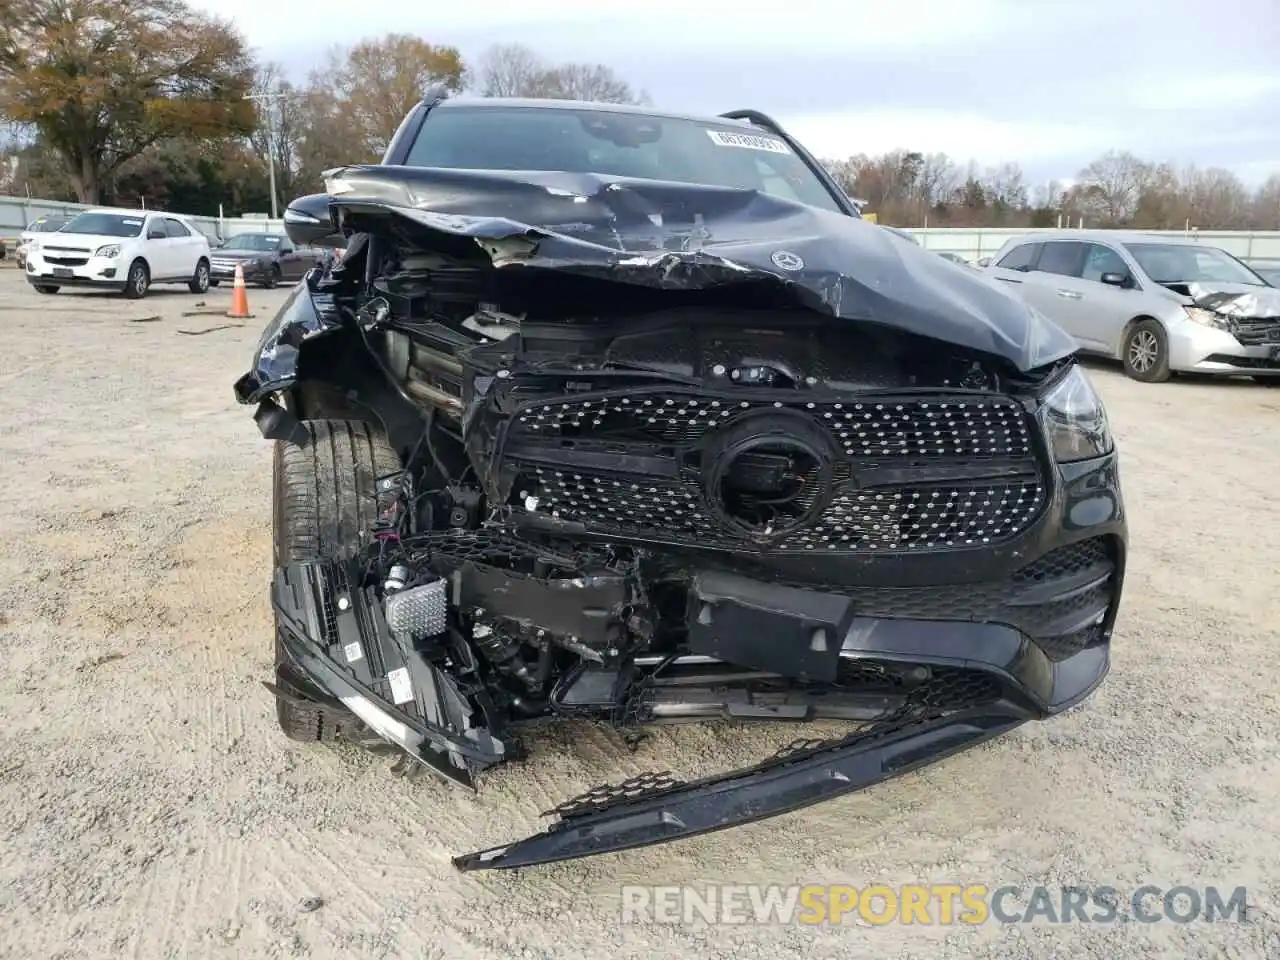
94;244;121;258
1041;365;1113;462
1184;306;1230;331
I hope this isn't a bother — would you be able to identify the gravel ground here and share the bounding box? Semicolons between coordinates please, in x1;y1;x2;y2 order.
0;263;1277;960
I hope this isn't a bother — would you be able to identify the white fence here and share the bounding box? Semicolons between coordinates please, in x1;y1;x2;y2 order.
3;193;1279;262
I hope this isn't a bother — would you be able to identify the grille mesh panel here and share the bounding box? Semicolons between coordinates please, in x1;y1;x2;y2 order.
515;394;1034;459
510;390;1046;554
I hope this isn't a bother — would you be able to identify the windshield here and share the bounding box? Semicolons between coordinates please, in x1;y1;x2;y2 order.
28;217;69;233
1246;263;1280;287
223;233;283;252
61;212;146;238
405;105;844;214
1124;243;1265;286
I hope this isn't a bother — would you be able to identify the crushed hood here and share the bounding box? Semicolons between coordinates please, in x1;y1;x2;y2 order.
315;165;1076;372
1167;281;1280;319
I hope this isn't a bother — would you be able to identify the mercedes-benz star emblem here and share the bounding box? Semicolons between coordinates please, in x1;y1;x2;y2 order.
770;250;805;272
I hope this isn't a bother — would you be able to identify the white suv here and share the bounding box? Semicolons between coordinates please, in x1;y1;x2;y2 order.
24;208;212;299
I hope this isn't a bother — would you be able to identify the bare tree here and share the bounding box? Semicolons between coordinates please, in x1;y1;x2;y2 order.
474;41;647;104
981;163;1028;208
918;152;958;206
536;63;646;104
478;43;548;97
1252;174;1280;229
1076;151;1151;224
1182;166;1250;230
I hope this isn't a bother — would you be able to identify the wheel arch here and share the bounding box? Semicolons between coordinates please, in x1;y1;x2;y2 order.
1118;313;1165;358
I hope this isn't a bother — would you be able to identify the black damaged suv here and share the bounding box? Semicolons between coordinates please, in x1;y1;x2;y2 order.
234;89;1126;871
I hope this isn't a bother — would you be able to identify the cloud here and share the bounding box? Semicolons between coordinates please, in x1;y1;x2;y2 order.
1122;73;1280;112
200;0;1020;57
783;109;1123;166
188;0;1280;183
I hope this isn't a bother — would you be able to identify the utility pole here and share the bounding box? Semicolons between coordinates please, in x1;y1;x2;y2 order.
243;91;288;219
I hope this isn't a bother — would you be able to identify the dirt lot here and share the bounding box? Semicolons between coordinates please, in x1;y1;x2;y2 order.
0;262;1277;960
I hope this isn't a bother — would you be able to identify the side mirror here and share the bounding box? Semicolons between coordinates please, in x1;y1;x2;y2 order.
1100;272;1129;287
283;194;346;248
147;228;165;240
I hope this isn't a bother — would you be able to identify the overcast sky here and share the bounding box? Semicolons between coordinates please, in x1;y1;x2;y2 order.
191;0;1280;187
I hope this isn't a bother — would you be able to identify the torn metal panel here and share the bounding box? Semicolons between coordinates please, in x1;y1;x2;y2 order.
307;164;1077;373
1182;282;1280;319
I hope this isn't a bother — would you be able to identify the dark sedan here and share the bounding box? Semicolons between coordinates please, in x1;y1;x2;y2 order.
209;232;326;288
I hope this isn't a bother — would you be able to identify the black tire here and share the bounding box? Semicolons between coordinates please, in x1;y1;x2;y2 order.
188;258;211;294
123;259;149;299
273;684;359;742
262;264;281;289
272;420;401;741
1122;319;1171;382
33;284;59;294
1254;377;1280;387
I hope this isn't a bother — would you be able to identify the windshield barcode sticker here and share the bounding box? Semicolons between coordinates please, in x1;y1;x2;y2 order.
706;130;792;154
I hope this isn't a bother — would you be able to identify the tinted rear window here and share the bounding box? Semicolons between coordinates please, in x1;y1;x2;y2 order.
405;105;843;213
1037;241;1088;277
997;242;1040;270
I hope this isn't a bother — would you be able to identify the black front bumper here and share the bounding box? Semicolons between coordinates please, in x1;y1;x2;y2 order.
455;705;1029;871
269;450;1125;871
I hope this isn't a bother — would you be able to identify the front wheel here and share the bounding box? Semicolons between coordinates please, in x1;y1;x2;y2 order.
188;258;210;294
261;264;281;289
271;419;402;741
1122;319;1171;382
123;259;149;299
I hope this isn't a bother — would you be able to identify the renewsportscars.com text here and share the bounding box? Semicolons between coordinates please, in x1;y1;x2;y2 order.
620;884;1249;926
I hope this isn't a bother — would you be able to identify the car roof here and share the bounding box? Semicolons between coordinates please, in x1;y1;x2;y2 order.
82;207;186;219
1002;230;1203;246
435;96;761;130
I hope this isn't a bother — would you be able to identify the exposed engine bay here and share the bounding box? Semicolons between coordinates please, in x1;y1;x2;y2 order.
236;163;1124;869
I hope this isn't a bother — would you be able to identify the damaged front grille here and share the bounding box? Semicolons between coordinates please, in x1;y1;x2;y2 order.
506;390;1046;555
514;393;1034;459
547;770;686;819
548;659;1005;820
1232;317;1280;346
734;536;1119;662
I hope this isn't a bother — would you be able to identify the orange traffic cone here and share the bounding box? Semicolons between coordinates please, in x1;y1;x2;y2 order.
227;262;253;319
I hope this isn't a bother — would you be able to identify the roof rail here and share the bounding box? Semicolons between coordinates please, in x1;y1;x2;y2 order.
421;83;452;110
718;109;786;136
717;108;861;219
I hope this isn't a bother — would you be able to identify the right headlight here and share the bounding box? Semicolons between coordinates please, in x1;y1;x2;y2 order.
1040;365;1114;463
1184;306;1231;331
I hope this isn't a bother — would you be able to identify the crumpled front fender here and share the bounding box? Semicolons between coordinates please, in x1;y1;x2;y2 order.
232;270;346;406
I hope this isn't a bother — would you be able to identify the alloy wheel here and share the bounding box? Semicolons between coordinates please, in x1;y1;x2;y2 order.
1128;329;1158;373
